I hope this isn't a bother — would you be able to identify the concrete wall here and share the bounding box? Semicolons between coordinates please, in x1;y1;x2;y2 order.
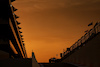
32;52;40;67
0;58;32;67
62;33;100;67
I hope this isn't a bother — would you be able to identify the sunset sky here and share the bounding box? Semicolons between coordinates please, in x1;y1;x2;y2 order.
12;0;100;62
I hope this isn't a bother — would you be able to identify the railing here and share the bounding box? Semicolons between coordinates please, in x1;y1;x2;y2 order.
62;22;100;57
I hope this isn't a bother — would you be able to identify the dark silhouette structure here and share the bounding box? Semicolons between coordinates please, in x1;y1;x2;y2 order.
39;63;77;67
52;22;100;67
60;22;100;60
0;0;27;59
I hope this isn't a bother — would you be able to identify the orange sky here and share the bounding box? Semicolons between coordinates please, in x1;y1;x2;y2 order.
12;0;100;62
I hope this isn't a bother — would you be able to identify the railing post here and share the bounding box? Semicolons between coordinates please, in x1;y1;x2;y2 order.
60;53;62;58
94;26;96;34
72;45;74;50
88;30;90;38
80;39;82;45
94;22;99;33
96;26;98;33
84;35;86;42
77;41;78;47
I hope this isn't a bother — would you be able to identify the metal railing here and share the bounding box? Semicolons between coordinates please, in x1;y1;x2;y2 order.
62;22;100;57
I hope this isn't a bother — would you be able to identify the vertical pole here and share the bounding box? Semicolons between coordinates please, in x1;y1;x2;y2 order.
84;35;86;42
88;30;90;38
94;26;96;34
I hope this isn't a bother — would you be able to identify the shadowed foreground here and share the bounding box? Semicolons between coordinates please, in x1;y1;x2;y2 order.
39;63;77;67
0;59;32;67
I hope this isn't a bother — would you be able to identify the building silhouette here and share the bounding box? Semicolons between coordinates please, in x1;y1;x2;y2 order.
50;22;100;67
0;0;27;59
1;0;100;67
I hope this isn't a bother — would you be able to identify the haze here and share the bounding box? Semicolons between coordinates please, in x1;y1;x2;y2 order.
12;0;100;62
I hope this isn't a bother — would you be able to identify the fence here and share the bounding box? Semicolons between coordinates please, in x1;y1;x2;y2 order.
62;22;100;57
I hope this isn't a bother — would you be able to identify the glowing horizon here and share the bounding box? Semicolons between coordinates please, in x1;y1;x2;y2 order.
12;0;100;62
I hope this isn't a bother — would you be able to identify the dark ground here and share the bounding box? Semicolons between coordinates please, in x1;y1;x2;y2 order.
39;63;77;67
